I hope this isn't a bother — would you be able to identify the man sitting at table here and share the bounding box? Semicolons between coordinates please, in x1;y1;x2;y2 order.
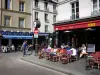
70;47;77;56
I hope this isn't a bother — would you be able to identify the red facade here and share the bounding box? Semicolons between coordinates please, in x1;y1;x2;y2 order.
54;20;100;31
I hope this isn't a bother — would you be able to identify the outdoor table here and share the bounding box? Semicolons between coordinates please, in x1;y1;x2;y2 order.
85;56;94;70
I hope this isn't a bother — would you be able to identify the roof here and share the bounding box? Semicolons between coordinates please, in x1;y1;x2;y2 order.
53;16;100;26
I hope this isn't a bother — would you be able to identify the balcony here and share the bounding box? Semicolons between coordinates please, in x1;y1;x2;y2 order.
45;8;49;12
45;20;49;23
70;13;79;20
34;6;40;10
91;10;100;17
53;10;57;14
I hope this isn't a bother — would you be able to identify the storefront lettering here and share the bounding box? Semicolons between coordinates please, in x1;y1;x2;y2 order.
88;23;96;27
69;26;74;29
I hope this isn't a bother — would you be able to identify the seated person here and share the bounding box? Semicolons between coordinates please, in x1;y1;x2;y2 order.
80;44;88;58
66;45;71;51
47;45;51;53
59;48;67;55
50;46;58;56
70;47;77;56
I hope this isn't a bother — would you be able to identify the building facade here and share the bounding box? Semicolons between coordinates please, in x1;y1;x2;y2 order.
53;0;99;51
0;0;33;49
57;0;99;21
0;0;32;32
32;0;58;33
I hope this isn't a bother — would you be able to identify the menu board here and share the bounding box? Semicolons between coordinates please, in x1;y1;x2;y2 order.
87;44;95;52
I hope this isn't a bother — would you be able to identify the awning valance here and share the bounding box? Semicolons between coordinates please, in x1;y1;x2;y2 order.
3;35;32;39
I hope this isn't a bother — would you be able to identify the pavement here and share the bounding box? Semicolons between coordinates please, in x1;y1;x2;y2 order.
21;52;100;75
0;52;67;75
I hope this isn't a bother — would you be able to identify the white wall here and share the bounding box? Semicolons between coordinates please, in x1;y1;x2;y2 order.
57;0;93;21
79;0;92;18
57;1;71;21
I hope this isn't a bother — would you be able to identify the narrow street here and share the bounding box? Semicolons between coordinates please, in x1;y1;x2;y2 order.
0;52;66;75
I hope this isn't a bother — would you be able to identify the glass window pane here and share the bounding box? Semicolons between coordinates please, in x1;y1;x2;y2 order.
45;25;48;32
93;0;97;4
72;3;75;8
76;7;79;12
72;9;75;13
93;4;97;11
19;2;24;11
72;14;75;19
7;0;10;9
76;12;79;19
76;2;79;7
19;18;24;28
99;2;100;8
5;16;10;26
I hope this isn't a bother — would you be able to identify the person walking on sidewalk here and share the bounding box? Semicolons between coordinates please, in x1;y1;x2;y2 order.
22;40;28;57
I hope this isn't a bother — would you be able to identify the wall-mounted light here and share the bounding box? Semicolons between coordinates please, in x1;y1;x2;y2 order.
85;28;95;31
64;30;71;33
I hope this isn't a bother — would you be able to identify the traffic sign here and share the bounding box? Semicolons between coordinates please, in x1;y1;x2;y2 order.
34;34;38;38
34;28;39;38
34;28;39;34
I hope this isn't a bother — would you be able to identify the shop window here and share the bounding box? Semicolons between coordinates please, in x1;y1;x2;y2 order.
4;16;11;26
19;18;25;28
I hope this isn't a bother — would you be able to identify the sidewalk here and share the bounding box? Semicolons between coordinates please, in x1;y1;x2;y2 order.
21;53;100;75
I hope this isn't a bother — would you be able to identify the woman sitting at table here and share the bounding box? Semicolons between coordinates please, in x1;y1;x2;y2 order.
80;44;88;58
50;46;58;56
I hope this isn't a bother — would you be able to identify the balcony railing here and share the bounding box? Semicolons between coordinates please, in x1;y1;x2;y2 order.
45;8;49;12
53;10;57;14
91;10;100;17
35;6;40;10
45;20;49;23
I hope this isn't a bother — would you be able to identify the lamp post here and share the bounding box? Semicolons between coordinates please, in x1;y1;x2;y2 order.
33;19;41;56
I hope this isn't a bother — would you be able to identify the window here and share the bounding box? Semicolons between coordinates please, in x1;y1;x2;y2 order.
45;13;48;22
19;1;25;12
19;18;24;28
71;1;79;19
45;25;48;32
35;12;38;20
53;4;56;11
93;0;98;11
53;15;56;22
44;2;48;9
5;0;11;9
35;0;38;7
92;0;100;11
4;16;11;26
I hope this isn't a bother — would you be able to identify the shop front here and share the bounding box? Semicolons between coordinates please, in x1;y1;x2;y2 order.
53;17;98;51
0;31;49;48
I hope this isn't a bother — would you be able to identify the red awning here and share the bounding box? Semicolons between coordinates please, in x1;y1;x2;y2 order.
54;20;100;31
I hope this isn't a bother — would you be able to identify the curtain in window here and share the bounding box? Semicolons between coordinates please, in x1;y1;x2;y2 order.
7;0;10;9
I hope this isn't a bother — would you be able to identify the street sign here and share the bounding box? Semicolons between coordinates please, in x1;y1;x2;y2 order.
34;34;38;38
34;28;39;38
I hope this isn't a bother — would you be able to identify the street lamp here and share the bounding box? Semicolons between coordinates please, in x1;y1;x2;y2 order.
33;19;41;56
